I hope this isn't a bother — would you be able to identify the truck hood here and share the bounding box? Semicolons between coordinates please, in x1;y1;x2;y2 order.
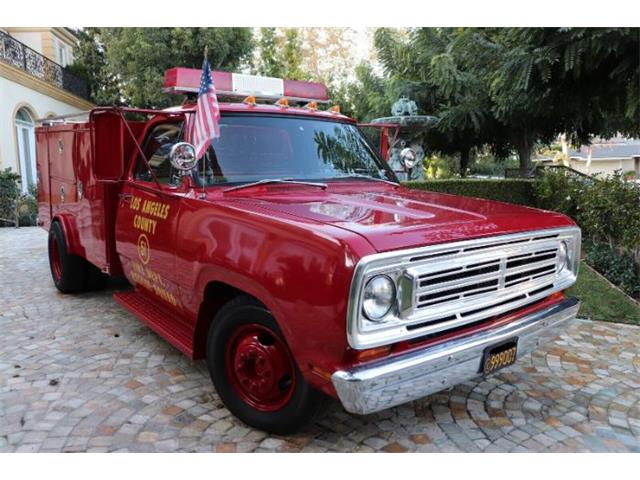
218;183;574;253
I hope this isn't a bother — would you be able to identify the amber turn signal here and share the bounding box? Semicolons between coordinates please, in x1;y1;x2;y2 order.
549;291;564;302
355;345;392;362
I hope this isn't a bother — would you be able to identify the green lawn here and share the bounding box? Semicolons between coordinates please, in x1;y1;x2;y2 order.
567;261;640;325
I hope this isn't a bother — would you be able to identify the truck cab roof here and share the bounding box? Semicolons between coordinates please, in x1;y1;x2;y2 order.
164;102;355;123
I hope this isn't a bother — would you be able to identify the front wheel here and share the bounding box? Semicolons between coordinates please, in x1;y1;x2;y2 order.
206;296;322;434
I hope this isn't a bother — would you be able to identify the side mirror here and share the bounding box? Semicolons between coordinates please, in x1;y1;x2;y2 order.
400;147;418;169
170;142;197;173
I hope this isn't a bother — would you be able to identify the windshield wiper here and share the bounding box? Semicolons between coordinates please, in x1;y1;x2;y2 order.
223;178;328;193
333;173;399;186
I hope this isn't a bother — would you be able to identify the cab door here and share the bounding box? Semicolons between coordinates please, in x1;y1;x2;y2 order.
115;122;184;310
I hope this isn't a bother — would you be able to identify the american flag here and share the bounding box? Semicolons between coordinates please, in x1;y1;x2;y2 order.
186;57;220;159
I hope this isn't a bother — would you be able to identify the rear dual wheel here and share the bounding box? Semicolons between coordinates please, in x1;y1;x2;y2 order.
48;221;108;293
206;296;322;434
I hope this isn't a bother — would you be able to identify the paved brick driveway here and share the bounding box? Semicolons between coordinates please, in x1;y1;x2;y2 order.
1;227;640;452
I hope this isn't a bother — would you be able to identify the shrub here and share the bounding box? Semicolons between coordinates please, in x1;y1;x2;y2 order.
0;168;20;226
468;154;519;177
532;169;584;218
535;169;640;298
534;170;640;258
18;186;38;226
423;154;458;179
0;168;38;227
585;242;640;299
404;178;536;206
576;172;640;258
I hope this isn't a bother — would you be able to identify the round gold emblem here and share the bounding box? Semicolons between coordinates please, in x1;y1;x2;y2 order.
137;233;150;265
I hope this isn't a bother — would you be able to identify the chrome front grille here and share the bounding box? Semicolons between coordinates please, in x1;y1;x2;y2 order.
401;235;569;337
347;227;581;350
415;246;559;310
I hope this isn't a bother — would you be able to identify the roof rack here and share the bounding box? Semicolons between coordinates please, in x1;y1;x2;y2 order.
163;68;330;104
37;107;186;126
37;111;92;125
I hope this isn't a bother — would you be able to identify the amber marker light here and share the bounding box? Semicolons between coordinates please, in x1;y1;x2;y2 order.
355;345;392;362
309;365;332;381
243;95;256;106
304;101;318;111
329;105;340;114
275;98;289;108
549;291;565;302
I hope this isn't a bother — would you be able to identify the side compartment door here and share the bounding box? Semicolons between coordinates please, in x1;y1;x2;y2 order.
35;128;51;228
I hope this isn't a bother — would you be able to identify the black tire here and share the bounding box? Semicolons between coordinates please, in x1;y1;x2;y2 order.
206;295;322;434
86;262;109;290
48;221;89;293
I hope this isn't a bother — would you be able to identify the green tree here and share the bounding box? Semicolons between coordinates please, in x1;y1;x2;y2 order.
254;28;307;80
341;63;395;121
489;27;639;165
281;29;306;80
67;28;121;105
254;27;282;78
97;28;253;108
350;27;639;172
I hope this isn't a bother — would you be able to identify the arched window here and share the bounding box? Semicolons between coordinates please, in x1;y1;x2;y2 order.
15;107;37;194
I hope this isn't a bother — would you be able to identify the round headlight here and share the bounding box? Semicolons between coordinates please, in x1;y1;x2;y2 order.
363;275;396;321
558;241;569;272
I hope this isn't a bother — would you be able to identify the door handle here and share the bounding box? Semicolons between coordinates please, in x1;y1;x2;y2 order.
119;192;132;204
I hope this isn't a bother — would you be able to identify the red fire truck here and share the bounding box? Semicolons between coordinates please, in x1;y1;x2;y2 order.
36;68;581;433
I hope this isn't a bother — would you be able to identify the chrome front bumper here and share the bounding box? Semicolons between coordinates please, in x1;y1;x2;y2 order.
332;297;580;415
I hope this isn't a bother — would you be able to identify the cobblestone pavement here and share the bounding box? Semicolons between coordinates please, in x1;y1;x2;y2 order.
1;227;640;453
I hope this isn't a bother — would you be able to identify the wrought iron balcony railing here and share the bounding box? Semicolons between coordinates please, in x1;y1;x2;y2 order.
0;30;89;100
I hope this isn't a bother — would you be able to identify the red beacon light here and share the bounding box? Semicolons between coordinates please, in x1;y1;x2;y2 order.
163;67;330;105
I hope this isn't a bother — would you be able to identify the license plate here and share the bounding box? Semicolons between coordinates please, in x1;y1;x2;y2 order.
481;339;518;375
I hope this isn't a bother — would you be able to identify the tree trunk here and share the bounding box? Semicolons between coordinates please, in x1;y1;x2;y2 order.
513;130;534;173
459;147;471;177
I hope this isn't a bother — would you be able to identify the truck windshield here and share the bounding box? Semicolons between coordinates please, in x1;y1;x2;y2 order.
189;114;396;186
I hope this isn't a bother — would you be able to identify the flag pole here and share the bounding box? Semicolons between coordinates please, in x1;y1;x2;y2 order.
201;45;208;199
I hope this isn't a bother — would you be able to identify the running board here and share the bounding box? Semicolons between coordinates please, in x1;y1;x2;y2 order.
113;291;194;358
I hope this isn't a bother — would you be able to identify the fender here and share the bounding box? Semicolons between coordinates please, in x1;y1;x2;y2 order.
51;213;84;257
191;264;341;394
193;264;288;334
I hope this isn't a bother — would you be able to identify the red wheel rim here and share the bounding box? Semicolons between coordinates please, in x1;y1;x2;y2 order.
49;234;62;282
225;324;296;412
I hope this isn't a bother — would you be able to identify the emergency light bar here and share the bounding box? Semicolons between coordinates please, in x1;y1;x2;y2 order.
163;67;329;103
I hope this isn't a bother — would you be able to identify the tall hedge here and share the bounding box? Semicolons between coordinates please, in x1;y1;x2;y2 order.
404;179;536;207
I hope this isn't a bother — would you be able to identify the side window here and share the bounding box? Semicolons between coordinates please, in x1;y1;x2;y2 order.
134;122;183;185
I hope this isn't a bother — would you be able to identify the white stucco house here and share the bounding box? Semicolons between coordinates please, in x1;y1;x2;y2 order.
0;27;94;193
535;135;640;178
563;137;640;177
